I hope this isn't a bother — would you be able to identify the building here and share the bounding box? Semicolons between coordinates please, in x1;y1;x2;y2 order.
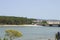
47;20;60;26
47;20;60;24
32;19;42;25
32;19;60;27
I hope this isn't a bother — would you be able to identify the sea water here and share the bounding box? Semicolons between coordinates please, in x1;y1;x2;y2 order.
0;26;59;40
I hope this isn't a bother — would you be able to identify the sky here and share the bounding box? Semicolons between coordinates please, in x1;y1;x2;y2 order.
0;0;60;20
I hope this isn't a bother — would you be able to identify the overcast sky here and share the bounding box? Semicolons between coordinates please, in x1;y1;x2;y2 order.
0;0;60;20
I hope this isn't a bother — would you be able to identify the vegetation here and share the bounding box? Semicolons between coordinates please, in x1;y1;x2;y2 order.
3;38;8;40
0;16;48;25
0;16;35;25
5;30;22;40
55;32;60;40
0;30;22;40
41;21;47;25
0;38;2;40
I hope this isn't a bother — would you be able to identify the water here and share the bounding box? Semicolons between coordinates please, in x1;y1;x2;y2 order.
0;26;60;40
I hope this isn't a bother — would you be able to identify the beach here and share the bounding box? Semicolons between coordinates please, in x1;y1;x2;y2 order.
0;24;39;27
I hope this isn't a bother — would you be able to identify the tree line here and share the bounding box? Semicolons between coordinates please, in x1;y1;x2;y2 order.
0;16;35;25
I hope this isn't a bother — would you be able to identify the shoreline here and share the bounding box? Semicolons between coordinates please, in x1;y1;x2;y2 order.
0;24;39;26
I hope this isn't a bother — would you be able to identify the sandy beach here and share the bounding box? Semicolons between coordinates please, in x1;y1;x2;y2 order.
0;24;39;27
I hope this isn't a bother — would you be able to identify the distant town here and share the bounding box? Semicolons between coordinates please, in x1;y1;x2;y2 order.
32;19;60;27
0;16;60;27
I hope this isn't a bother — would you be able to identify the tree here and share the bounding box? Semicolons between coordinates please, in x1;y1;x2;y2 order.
0;16;34;25
41;21;47;24
5;30;22;40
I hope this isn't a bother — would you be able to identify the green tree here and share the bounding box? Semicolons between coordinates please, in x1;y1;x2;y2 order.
0;16;35;25
5;30;22;40
41;21;47;24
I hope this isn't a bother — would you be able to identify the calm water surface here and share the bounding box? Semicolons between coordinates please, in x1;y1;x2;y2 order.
0;26;60;40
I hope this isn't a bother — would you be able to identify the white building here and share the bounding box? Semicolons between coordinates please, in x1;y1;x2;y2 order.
47;20;60;24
